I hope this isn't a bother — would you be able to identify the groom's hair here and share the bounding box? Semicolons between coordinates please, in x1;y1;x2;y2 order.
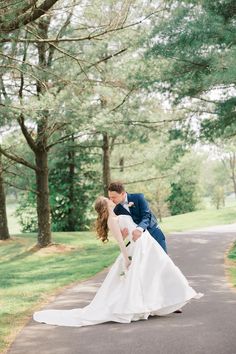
108;181;125;194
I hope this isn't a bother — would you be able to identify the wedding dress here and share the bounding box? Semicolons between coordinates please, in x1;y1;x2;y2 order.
33;215;203;327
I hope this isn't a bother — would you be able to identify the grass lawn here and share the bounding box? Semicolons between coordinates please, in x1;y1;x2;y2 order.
1;202;236;353
0;232;119;353
160;205;236;233
227;242;236;289
5;201;21;235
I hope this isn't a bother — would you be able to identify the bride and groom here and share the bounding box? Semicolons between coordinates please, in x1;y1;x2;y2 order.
33;181;203;327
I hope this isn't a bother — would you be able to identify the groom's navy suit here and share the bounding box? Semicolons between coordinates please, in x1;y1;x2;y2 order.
114;193;167;253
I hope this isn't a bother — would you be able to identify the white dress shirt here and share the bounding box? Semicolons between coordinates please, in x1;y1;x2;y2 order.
121;193;130;212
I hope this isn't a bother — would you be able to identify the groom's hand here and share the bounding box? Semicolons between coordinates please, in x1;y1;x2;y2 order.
132;229;142;241
121;228;129;239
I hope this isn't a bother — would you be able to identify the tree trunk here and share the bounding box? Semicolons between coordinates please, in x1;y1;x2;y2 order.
68;137;76;231
102;132;111;196
232;178;236;199
35;148;51;247
35;16;52;247
119;157;124;172
229;153;236;198
156;190;162;222
0;152;10;240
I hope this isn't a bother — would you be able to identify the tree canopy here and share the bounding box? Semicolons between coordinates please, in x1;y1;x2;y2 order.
146;0;236;140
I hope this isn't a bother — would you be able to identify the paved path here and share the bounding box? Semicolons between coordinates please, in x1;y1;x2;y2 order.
7;224;236;354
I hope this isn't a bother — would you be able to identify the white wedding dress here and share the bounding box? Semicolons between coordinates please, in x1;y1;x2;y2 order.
33;215;203;327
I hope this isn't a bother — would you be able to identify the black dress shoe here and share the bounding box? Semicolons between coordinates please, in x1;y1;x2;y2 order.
174;309;182;313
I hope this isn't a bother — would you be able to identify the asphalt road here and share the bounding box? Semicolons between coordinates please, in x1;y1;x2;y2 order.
7;224;236;354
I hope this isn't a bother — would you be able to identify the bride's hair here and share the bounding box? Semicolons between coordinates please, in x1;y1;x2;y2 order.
94;197;109;243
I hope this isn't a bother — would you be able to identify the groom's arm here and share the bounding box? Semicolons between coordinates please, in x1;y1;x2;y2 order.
136;194;152;231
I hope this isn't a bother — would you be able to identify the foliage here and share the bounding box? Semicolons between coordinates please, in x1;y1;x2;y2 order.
211;186;225;209
15;193;38;233
166;152;202;215
152;180;171;221
15;139;102;232
0;0;169;240
109;127;203;218
146;0;236;140
3;0;234;237
49;140;101;231
201;97;236;141
0;0;59;33
167;181;197;215
228;242;236;289
199;141;236;203
228;241;236;262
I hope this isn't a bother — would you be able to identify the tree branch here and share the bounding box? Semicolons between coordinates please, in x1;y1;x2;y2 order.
47;131;101;150
0;146;37;171
17;114;37;152
0;64;48;89
109;88;134;113
4;180;37;194
111;161;143;169
0;9;164;40
0;51;72;86
0;0;59;32
125;174;174;185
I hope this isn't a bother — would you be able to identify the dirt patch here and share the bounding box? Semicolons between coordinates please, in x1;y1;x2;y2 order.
30;243;77;255
0;237;30;245
0;237;17;243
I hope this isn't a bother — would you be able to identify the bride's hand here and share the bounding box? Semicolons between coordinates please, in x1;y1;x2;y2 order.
121;228;129;239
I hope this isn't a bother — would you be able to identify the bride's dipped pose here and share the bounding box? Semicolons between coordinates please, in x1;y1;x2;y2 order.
33;197;203;327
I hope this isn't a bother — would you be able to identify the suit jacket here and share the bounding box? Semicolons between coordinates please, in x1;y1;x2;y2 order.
113;193;158;231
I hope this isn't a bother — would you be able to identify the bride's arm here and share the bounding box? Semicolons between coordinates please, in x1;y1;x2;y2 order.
108;216;131;269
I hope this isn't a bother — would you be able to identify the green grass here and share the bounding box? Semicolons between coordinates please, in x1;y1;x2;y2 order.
0;232;119;353
228;242;236;289
160;205;236;233
6;201;21;235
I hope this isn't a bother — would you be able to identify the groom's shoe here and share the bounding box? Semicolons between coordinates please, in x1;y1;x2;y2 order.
174;309;182;313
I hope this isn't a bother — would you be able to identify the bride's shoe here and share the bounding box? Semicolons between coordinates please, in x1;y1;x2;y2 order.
174;309;182;313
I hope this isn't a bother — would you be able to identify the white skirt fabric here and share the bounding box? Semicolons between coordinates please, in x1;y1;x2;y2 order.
33;215;203;327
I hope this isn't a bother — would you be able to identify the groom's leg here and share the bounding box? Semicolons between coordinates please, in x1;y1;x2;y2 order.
158;237;168;253
150;227;168;253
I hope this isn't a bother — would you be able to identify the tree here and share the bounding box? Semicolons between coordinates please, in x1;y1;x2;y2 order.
202;141;236;199
0;150;10;239
1;0;163;244
167;182;195;215
145;0;236;140
0;0;59;33
211;186;225;209
167;152;201;215
154;180;170;221
49;137;100;231
222;151;236;198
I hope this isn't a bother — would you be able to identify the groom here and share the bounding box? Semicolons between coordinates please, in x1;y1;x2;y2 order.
108;181;167;253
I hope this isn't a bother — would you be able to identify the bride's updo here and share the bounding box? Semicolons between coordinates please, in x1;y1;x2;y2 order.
94;196;109;243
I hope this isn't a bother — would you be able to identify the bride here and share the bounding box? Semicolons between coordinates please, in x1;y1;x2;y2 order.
33;196;203;327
